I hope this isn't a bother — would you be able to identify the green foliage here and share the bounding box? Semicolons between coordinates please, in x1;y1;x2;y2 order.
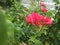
53;0;59;4
6;20;14;45
6;0;14;7
0;0;60;45
0;10;7;45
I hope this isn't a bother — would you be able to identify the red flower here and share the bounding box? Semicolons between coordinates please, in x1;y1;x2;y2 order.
31;12;41;26
26;12;42;26
41;2;46;6
26;14;33;24
41;8;48;12
44;17;53;25
26;12;53;26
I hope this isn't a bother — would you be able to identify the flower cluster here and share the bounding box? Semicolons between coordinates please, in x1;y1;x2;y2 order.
26;12;53;26
41;2;48;12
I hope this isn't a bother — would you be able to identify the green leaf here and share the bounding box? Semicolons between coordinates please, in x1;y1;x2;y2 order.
29;36;43;45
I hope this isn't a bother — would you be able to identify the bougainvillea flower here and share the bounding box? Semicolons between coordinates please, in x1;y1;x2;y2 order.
31;12;41;26
44;17;53;25
26;14;33;24
41;2;46;6
26;12;41;26
41;8;48;12
26;12;53;26
39;17;53;26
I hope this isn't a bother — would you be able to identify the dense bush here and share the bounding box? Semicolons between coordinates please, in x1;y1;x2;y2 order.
0;0;60;45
